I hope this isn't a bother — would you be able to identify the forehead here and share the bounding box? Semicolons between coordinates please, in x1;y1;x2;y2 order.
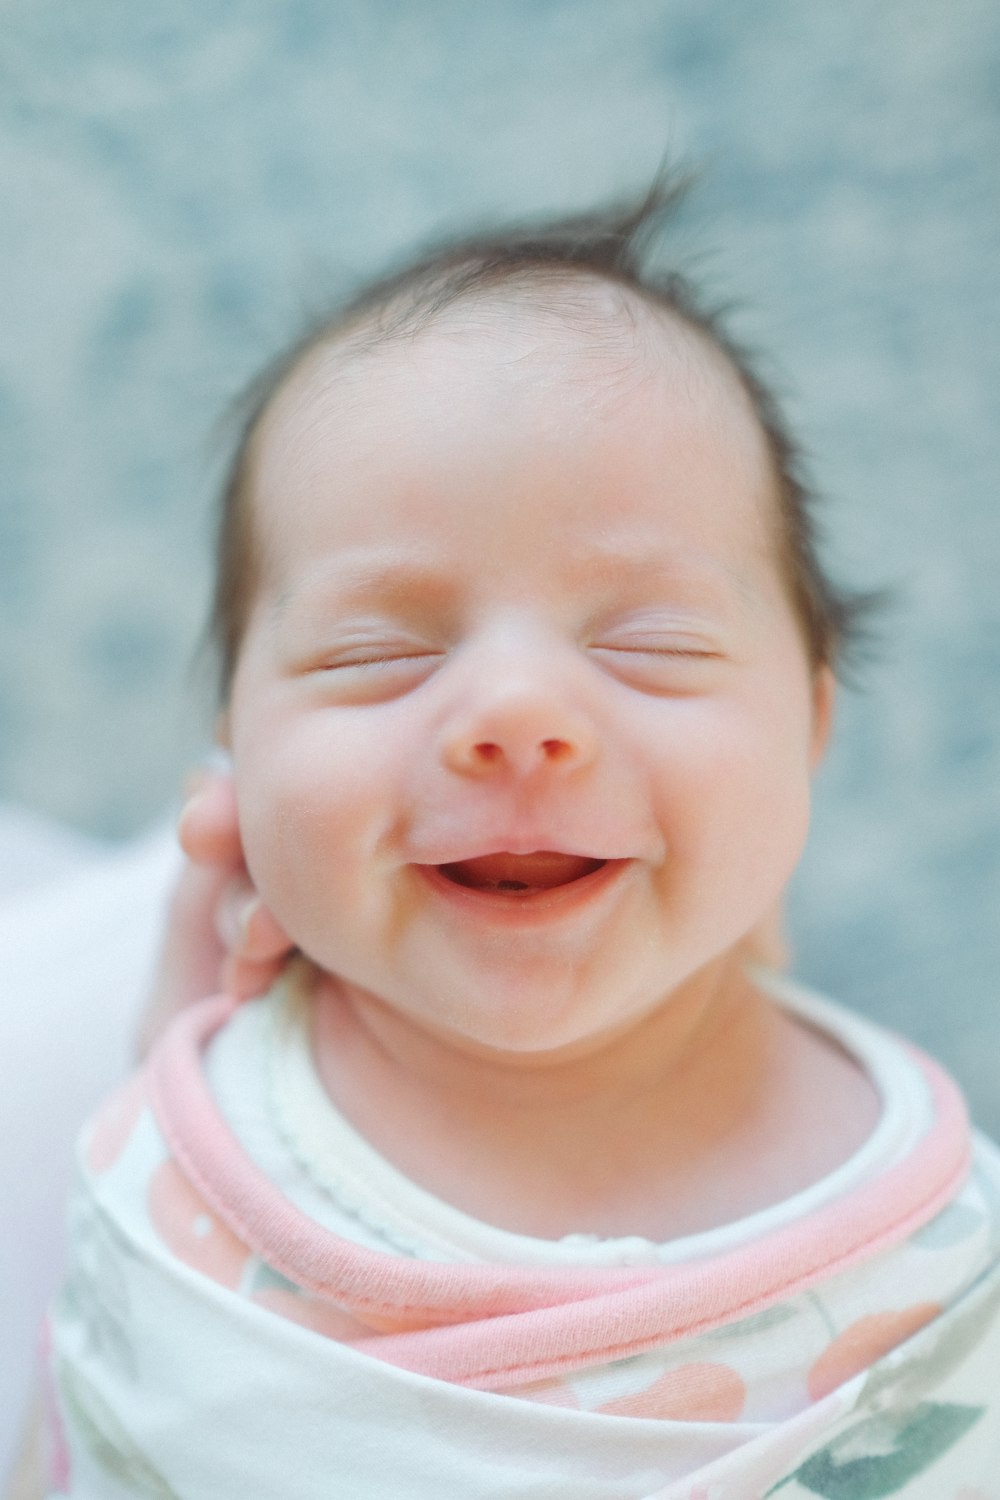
261;281;759;433
245;286;777;589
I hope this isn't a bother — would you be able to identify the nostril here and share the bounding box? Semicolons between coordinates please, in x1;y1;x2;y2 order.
457;734;584;774
541;738;573;761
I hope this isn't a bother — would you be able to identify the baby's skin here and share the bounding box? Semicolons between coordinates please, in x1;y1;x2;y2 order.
211;286;879;1242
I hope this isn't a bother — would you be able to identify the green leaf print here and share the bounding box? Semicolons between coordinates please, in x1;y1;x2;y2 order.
784;1401;983;1498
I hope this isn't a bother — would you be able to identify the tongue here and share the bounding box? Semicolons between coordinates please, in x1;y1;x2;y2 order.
441;852;605;892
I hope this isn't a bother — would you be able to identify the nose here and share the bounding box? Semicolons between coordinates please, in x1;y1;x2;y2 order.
439;672;599;780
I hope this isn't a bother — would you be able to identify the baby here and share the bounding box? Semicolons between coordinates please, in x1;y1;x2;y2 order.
28;186;1000;1497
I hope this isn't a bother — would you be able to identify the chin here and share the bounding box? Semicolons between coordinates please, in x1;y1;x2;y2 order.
425;987;637;1059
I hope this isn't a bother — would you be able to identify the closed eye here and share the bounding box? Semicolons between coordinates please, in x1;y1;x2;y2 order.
303;646;445;703
589;641;723;693
318;650;442;669
594;644;718;658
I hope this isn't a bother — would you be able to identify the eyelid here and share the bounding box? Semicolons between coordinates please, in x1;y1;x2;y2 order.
289;619;441;667
586;619;727;696
284;639;443;689
587;604;725;650
295;639;445;704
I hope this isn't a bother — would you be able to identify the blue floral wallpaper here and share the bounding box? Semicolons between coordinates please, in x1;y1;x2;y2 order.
1;3;998;1120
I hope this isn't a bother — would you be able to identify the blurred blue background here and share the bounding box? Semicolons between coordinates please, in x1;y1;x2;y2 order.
1;1;997;1121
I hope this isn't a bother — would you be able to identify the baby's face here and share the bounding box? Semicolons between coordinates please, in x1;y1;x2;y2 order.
225;303;830;1057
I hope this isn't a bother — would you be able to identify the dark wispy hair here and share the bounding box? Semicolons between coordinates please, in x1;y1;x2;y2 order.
210;172;877;701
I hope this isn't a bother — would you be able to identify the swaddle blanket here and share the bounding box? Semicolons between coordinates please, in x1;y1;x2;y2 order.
48;980;1000;1499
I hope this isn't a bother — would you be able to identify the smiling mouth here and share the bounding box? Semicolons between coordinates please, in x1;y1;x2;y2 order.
437;851;608;895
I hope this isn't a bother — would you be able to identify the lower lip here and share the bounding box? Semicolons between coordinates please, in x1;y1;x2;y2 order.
414;859;631;923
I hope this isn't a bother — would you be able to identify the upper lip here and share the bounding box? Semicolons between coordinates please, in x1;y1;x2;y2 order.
409;841;632;866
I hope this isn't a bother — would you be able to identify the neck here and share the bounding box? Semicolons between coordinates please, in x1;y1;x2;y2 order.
304;952;867;1241
314;948;764;1106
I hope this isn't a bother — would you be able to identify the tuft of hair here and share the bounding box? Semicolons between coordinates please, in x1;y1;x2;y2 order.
208;168;880;702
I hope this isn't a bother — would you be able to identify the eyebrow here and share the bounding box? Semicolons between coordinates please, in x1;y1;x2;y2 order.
270;541;756;622
269;553;459;620
566;543;750;594
556;537;762;618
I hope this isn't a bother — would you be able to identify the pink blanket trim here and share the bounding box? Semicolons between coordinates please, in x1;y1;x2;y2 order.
147;995;971;1391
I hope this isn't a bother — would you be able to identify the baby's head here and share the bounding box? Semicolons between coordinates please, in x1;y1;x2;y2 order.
214;185;861;699
210;184;864;1055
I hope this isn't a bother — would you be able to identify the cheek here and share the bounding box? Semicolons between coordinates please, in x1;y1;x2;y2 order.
647;696;814;871
232;708;403;904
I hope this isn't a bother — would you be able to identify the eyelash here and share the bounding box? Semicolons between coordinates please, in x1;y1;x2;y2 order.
329;652;419;665
302;638;721;705
317;643;713;668
589;642;720;663
316;651;442;672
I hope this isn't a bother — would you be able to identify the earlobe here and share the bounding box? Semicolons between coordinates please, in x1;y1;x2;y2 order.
809;665;836;769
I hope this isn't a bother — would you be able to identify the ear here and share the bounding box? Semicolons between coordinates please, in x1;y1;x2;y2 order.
809;665;836;769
